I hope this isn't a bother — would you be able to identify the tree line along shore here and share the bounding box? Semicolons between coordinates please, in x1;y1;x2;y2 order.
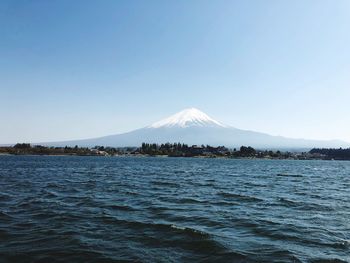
1;143;350;160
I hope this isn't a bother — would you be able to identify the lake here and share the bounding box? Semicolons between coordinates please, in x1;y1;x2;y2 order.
0;156;349;262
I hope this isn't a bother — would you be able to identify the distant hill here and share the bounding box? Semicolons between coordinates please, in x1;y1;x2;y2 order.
40;108;350;149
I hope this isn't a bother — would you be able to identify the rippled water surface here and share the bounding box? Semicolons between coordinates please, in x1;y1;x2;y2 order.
0;156;349;262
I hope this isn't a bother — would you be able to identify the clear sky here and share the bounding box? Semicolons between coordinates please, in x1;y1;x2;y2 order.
1;0;350;143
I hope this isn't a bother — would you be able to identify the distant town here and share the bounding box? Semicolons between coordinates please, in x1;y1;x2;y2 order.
1;143;350;160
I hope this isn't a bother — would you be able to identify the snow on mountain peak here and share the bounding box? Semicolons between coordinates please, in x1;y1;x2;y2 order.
148;108;226;128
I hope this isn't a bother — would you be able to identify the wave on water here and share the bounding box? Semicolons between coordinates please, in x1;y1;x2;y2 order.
310;259;349;263
276;173;303;178
217;191;264;202
0;156;349;263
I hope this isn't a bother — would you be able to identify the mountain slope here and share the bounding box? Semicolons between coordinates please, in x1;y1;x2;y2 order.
43;108;350;149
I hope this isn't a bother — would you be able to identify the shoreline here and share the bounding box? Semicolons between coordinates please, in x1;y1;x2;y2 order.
2;143;349;161
0;152;346;161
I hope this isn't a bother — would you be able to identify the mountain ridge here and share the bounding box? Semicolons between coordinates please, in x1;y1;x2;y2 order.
37;108;350;149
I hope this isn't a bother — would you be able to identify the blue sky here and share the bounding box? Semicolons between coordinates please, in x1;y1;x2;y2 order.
1;0;350;143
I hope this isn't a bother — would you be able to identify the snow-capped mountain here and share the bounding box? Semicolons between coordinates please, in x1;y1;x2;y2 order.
148;108;226;128
43;108;350;149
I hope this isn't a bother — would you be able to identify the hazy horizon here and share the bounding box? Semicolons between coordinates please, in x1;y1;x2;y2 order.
1;1;350;143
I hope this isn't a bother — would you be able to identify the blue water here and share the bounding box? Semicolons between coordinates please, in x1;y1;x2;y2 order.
0;156;349;262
